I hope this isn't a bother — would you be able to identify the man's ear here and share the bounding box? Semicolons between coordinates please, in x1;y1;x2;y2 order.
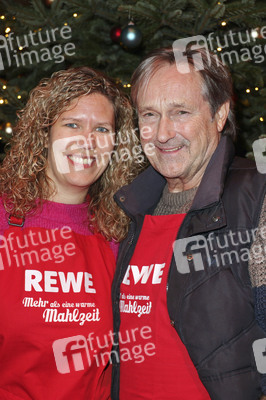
216;101;230;133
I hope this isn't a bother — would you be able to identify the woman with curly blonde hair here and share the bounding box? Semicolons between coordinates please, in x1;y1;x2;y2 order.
0;67;143;400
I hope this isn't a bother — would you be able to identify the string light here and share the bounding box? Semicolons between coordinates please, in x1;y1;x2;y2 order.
251;29;259;39
0;2;261;144
5;123;12;134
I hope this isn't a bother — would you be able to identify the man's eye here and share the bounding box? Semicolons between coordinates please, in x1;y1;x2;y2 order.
178;111;188;115
95;127;109;133
141;112;154;118
65;123;78;128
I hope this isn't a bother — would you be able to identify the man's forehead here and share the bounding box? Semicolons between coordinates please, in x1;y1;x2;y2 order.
137;65;203;108
138;101;188;112
151;63;201;83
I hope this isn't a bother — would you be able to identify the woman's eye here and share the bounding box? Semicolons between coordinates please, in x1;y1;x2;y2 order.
65;123;78;128
95;127;109;133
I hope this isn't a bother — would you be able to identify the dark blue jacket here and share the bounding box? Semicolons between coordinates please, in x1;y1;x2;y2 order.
112;136;266;400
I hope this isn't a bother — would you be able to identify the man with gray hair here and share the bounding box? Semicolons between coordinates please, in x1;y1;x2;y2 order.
112;47;266;400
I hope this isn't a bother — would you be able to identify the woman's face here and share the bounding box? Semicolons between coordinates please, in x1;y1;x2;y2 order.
46;93;115;204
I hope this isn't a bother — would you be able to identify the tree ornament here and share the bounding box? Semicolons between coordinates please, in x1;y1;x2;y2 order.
43;0;54;6
110;26;122;43
120;21;142;49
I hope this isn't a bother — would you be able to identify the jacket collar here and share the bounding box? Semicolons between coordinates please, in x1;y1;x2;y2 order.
190;135;235;210
114;136;235;217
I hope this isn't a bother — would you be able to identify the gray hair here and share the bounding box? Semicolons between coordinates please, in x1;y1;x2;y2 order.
131;47;236;140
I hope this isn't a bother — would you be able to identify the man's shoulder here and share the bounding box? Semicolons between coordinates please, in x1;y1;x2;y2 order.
223;156;265;214
230;155;260;170
228;156;266;183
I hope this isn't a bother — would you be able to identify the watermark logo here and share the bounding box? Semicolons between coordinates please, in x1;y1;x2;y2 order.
53;135;91;174
252;138;266;174
173;235;211;274
252;338;266;374
0;25;75;70
173;227;265;274
172;26;266;72
52;130;152;174
53;335;91;374
173;35;212;74
53;326;156;374
0;226;75;271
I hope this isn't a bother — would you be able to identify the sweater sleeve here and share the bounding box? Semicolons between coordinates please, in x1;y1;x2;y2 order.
248;196;266;395
109;240;119;260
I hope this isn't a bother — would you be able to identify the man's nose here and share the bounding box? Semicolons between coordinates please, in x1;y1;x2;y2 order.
156;116;177;143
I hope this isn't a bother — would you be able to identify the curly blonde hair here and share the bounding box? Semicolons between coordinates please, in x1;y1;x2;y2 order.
0;67;144;242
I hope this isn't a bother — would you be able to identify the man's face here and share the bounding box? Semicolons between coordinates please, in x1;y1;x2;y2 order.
137;64;228;192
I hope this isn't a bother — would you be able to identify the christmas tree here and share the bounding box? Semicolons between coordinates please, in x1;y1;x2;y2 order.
0;0;265;159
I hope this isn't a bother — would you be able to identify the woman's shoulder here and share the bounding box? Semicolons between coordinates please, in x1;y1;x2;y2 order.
0;199;9;230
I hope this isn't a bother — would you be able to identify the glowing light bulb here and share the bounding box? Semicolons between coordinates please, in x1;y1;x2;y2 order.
251;29;259;39
5;123;12;134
